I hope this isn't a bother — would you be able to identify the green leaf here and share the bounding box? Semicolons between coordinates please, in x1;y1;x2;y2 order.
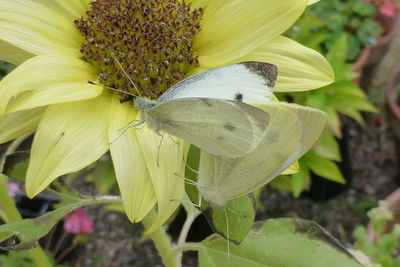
3;151;30;180
291;159;310;197
206;196;255;244
313;130;342;161
352;0;376;16
185;145;255;243
326;34;347;70
337;108;365;124
0;195;118;250
321;106;342;137
304;151;346;184
198;218;362;267
324;81;367;98
346;33;362;61
185;145;203;208
328;94;377;113
270;176;292;192
306;90;327;109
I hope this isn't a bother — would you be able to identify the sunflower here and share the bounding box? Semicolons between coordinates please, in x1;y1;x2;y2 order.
0;0;332;232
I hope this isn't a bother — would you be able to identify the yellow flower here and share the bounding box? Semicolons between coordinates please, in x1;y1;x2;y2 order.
0;0;332;232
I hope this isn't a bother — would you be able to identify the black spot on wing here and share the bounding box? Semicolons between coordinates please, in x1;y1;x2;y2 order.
234;92;243;102
224;123;235;132
241;61;277;88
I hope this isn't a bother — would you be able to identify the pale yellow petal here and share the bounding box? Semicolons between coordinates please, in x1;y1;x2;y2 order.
0;55;100;115
26;94;111;197
0;40;33;65
0;107;45;144
234;36;334;92
195;0;307;67
136;125;186;233
0;0;82;57
281;161;299;175
109;97;156;222
5;82;102;115
33;0;90;21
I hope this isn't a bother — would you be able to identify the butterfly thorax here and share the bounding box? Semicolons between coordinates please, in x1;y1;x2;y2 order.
134;97;159;130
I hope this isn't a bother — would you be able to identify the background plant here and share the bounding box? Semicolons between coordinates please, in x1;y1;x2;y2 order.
271;0;380;197
353;201;400;267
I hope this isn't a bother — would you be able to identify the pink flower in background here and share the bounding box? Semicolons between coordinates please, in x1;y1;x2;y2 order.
64;208;94;234
379;0;396;17
364;0;397;17
7;182;20;198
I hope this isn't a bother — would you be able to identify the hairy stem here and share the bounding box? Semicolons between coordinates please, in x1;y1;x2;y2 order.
142;212;179;267
169;242;202;262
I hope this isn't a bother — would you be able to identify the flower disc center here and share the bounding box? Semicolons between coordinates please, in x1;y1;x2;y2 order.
75;0;203;100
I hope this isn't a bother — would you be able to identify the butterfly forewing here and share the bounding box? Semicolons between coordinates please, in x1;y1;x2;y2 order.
148;98;270;158
157;62;277;105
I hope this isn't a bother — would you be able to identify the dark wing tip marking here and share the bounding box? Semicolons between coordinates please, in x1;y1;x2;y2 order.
241;61;278;88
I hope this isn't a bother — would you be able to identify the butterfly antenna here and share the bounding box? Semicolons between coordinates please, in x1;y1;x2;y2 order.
111;53;142;97
224;208;231;264
88;81;136;97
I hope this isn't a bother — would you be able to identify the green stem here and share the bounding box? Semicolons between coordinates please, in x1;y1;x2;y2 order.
168;242;202;262
142;212;179;267
176;210;201;263
177;210;200;245
0;178;53;267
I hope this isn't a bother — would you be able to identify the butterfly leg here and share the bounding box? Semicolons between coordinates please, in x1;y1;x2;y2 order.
118;119;142;131
174;172;199;186
156;131;164;167
109;120;144;144
170;195;202;208
182;156;199;174
168;134;179;144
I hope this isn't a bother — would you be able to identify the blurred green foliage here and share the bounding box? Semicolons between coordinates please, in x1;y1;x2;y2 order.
293;0;382;61
274;0;379;197
353;201;400;267
0;251;64;267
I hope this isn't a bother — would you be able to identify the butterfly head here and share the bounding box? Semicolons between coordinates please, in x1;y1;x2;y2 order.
134;97;157;112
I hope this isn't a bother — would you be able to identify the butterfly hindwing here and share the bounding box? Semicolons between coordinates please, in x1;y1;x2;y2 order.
197;102;327;207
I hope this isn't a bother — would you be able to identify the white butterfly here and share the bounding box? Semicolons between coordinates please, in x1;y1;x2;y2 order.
133;62;277;158
196;102;327;207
